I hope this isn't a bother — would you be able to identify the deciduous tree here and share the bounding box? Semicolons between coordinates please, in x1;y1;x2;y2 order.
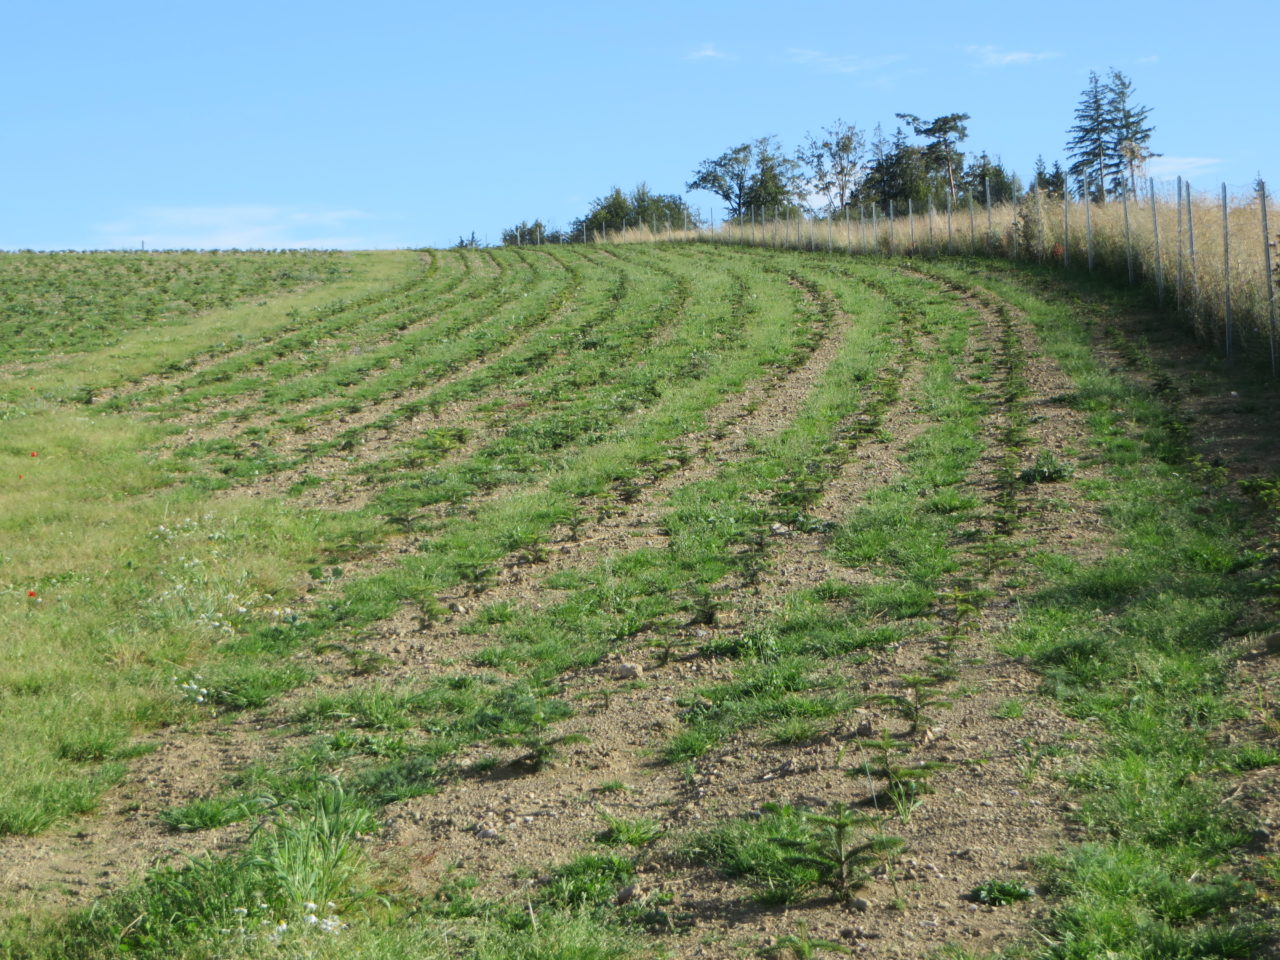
688;137;801;220
797;120;866;215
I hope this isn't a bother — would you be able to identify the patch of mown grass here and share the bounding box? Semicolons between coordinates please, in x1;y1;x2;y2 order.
3;781;382;960
0;249;352;361
0;405;379;835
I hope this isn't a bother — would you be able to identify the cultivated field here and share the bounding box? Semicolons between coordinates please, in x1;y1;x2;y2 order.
1;245;1277;959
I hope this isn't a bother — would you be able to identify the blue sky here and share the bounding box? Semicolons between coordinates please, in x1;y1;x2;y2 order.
4;0;1275;250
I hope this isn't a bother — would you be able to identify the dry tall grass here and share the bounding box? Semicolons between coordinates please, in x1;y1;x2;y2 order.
595;184;1280;370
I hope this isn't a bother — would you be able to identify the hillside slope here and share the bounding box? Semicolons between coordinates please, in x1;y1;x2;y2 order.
2;245;1276;959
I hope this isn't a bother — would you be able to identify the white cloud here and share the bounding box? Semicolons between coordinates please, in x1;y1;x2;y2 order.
91;205;386;249
686;43;730;61
1146;156;1223;180
966;45;1059;66
785;48;903;74
1138;55;1160;64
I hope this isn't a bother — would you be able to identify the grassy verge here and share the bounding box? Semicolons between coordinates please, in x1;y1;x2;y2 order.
927;259;1279;959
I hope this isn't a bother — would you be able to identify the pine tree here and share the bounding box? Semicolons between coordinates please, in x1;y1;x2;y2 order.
1030;156;1066;198
896;112;970;204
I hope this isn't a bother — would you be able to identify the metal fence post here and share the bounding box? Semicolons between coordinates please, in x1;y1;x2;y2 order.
1175;176;1184;310
984;177;993;253
1085;177;1095;272
1122;184;1134;283
1260;180;1278;375
946;194;953;253
1062;191;1070;268
1222;182;1233;358
1186;181;1200;330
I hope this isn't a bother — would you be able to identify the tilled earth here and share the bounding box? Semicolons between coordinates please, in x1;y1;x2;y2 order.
3;251;1277;959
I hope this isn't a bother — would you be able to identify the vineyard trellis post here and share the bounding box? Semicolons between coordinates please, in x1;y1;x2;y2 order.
889;200;895;255
1149;178;1163;301
967;193;976;251
928;196;935;254
1259;179;1278;374
1035;187;1045;260
845;204;851;251
946;193;953;253
1062;191;1070;268
908;198;915;252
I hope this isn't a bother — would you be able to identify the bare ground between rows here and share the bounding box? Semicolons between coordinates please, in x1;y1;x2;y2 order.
351;286;862;675
177;294;586;511
0;268;852;916
363;275;1104;958
219;270;851;626
0;269;1095;958
5;267;1273;957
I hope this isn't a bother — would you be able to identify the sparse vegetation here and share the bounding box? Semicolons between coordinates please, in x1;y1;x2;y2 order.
3;240;1277;960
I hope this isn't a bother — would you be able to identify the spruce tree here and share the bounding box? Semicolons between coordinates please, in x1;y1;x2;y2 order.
1106;69;1157;196
1066;70;1112;201
1066;69;1156;201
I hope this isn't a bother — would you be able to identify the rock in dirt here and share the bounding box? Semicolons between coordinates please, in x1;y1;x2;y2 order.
608;662;644;680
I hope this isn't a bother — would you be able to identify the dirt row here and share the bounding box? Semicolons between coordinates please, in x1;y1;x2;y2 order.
356;269;1102;959
1;263;1218;959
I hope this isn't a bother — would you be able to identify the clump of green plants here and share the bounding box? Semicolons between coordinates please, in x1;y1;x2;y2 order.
763;921;852;958
874;673;953;736
972;878;1035;906
688;802;903;905
1018;449;1073;484
781;803;905;902
595;811;664;847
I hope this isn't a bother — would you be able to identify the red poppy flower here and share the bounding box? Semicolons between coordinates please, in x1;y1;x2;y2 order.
30;452;38;457
27;590;38;597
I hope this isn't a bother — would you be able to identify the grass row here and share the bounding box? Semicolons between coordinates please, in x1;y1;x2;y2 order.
0;245;833;839
926;260;1279;959
1;252;923;958
0;249;352;359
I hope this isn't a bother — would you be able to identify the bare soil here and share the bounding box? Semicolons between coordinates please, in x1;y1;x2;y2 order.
4;262;1277;959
